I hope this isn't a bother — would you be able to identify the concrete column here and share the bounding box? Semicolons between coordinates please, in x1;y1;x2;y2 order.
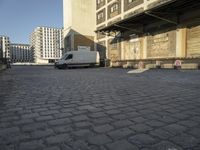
142;36;147;59
121;40;124;60
144;0;148;10
121;0;124;17
176;28;187;58
105;38;108;59
71;33;74;51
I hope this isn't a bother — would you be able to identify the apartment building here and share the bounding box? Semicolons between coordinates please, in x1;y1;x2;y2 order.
0;36;10;59
0;39;2;59
63;0;96;53
10;44;33;63
30;27;63;64
96;0;200;67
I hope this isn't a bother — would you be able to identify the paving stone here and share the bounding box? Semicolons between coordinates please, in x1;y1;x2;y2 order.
53;112;72;118
177;120;199;128
157;115;177;124
13;119;34;125
31;129;54;138
48;118;71;126
74;121;92;128
149;128;174;140
129;134;157;146
0;127;20;135
89;112;107;118
131;117;147;123
151;141;183;150
33;107;49;112
88;134;112;145
21;113;39;119
93;117;113;125
73;129;94;138
111;114;128;120
46;133;71;145
107;140;139;150
0;116;19;122
106;109;121;115
22;123;47;132
71;115;89;122
43;146;61;150
188;127;200;138
146;120;165;128
171;134;199;149
40;110;60;116
19;140;44;150
36;115;54;121
0;144;15;150
162;124;187;135
78;105;97;110
129;123;153;132
93;124;114;133
112;120;133;128
53;125;72;134
107;127;133;140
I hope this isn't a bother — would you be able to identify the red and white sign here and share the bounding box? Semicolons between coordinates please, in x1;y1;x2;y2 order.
174;60;182;67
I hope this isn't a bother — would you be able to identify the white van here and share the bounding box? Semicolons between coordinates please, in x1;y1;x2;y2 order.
55;51;100;69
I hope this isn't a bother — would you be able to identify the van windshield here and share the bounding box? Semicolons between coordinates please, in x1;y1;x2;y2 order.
61;53;68;60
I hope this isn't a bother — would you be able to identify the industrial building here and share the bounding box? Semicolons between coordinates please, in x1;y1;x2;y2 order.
96;0;200;69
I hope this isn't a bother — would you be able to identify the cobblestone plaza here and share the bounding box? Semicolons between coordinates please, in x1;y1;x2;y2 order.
0;66;200;150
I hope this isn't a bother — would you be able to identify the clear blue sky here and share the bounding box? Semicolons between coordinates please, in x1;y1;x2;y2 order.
0;0;63;44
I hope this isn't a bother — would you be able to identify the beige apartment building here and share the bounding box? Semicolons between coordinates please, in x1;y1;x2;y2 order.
63;0;96;53
30;27;63;64
96;0;200;68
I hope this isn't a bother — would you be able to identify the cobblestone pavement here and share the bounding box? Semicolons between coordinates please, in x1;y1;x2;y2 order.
0;66;200;150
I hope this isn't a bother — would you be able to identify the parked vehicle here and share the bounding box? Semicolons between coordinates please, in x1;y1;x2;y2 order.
55;51;100;69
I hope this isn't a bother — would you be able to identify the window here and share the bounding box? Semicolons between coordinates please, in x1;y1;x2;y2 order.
97;0;103;4
111;3;118;13
128;0;135;3
97;12;104;20
65;54;73;60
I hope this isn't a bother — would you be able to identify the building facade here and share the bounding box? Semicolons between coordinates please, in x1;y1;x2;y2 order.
0;36;10;59
96;0;200;67
63;0;96;53
30;27;63;64
10;44;33;63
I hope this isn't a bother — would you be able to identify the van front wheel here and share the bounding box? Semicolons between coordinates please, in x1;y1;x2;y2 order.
58;64;67;69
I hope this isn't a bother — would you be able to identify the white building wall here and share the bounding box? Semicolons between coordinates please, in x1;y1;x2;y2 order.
63;0;96;52
63;0;96;37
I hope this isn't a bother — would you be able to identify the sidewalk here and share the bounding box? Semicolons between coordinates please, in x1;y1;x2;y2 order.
0;64;6;71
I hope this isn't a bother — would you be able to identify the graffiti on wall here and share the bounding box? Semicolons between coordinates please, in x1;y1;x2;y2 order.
147;31;176;58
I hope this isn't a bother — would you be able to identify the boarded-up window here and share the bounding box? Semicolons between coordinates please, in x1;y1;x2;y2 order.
108;38;121;61
147;31;176;58
187;25;200;57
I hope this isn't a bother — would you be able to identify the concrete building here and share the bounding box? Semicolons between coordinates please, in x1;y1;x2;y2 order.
96;0;200;68
30;27;63;64
63;0;96;52
0;36;10;59
10;44;33;63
